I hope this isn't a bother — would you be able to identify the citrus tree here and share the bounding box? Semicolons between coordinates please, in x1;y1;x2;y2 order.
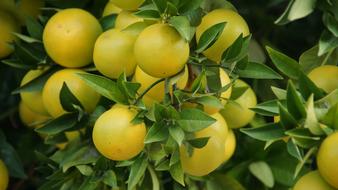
0;0;338;190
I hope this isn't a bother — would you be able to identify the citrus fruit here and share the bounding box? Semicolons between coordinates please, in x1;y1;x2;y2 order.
293;171;335;190
317;132;338;188
42;69;100;118
115;10;143;29
220;79;257;128
308;65;338;93
43;8;102;68
180;112;228;176
20;69;49;116
102;1;121;17
0;11;19;59
94;28;139;79
110;0;145;11
0;160;9;190
196;9;250;63
224;129;236;162
92;104;146;161
19;101;49;128
134;23;190;78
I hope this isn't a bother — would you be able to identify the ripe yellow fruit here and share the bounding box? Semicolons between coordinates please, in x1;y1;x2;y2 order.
92;104;146;161
102;1;121;17
180;113;228;176
115;11;143;29
224;129;236;162
317;132;338;188
134;23;190;78
133;66;189;104
0;160;9;190
20;69;49;116
19;102;49;128
196;9;250;63
220;79;257;128
0;11;19;59
94;29;138;79
110;0;145;11
308;65;338;93
43;8;102;68
42;69;100;118
293;171;335;190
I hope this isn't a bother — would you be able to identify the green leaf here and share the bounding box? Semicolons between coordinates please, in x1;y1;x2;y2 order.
323;13;338;37
221;34;251;63
275;0;316;25
298;73;326;100
169;125;185;146
169;16;195;42
251;99;280;116
77;73;128;104
187;137;210;148
315;89;338;108
278;102;298;129
152;0;167;13
196;22;226;53
155;159;170;171
166;1;178;16
230;86;249;100
60;82;84;112
318;30;338;56
148;166;160;190
240;123;286;141
285;128;320;140
177;108;216;132
102;170;117;188
100;14;117;31
183;7;203;26
153;104;180;122
0;131;27;179
271;86;287;100
194;96;224;110
304;95;324;135
170;149;180;166
286;138;303;161
1;58;35;70
299;45;338;73
13;33;41;43
321;103;338;129
134;9;160;19
25;16;44;40
286;81;307;120
144;122;169;143
117;73;141;99
61;146;99;172
249;161;274;188
76;165;93;176
191;69;206;93
13;42;45;65
238;62;283;80
179;0;204;13
266;46;301;79
128;154;148;190
35;113;78;135
12;67;57;94
169;162;185;186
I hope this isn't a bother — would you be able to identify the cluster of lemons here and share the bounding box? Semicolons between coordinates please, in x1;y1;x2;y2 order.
10;0;259;179
292;65;338;190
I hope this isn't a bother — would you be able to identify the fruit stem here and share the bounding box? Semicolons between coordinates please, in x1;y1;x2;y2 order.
133;78;166;105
